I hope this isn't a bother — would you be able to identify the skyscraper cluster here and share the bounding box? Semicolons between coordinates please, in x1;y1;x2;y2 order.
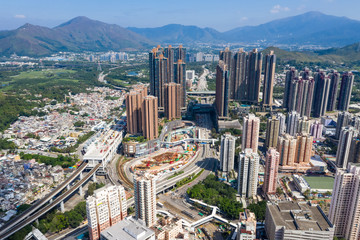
283;68;353;117
215;48;276;118
149;45;186;109
126;85;159;140
86;186;127;240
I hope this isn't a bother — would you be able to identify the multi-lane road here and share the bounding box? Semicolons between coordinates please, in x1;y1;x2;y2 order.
0;163;101;240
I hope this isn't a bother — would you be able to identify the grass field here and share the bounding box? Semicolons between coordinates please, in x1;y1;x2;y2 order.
11;69;76;80
303;176;335;190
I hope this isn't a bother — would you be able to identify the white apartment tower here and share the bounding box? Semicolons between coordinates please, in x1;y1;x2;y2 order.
134;173;157;227
329;163;360;239
238;148;260;198
336;126;358;168
86;185;127;240
220;133;236;172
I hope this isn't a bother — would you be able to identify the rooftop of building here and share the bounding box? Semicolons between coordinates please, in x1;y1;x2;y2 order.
152;216;182;235
267;201;333;232
100;217;154;240
83;124;123;160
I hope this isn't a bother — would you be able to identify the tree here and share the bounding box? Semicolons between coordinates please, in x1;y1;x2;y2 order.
247;201;267;221
276;187;284;195
50;214;68;233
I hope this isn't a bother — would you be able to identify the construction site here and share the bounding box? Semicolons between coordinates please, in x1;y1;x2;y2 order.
129;141;198;176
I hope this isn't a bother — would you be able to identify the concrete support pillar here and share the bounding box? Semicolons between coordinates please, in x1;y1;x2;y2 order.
67;184;70;190
79;171;83;180
60;201;65;213
93;173;97;183
79;185;84;196
49;198;53;204
35;219;39;226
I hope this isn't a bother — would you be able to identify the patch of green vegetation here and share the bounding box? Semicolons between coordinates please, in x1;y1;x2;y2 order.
187;174;243;219
51;131;95;153
247;201;267;221
0;64;104;132
0;138;17;150
104;96;120;100
19;152;79;168
174;169;204;189
167;170;184;180
37;201;86;234
87;182;106;196
123;136;146;143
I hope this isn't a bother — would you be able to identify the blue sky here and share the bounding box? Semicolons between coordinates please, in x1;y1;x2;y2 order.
0;0;359;31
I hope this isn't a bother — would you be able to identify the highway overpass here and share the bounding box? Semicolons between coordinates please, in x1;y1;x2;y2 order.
0;163;101;240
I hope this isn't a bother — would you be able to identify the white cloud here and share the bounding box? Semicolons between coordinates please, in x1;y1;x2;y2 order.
270;5;290;14
14;14;26;19
241;17;248;21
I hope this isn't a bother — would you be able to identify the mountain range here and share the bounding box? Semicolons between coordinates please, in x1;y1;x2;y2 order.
0;16;152;56
2;12;360;56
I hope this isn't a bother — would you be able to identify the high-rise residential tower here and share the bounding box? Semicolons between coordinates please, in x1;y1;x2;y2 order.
313;71;331;117
125;85;147;135
288;76;315;117
336;111;352;139
276;113;286;135
149;50;168;108
277;134;297;166
174;59;186;107
336;126;358;168
164;46;174;83
238;148;259;198
262;51;276;107
215;60;230;118
310;121;323;140
246;49;262;104
286;111;300;136
337;72;354;111
87;186;127;240
142;96;158;140
283;67;298;109
329;163;360;239
297;116;311;134
174;45;186;62
294;134;313;165
134;174;156;227
265;116;280;149
219;133;236;172
327;70;340;111
242;114;260;153
164;83;181;120
263;148;280;195
233;49;247;100
350;137;360;164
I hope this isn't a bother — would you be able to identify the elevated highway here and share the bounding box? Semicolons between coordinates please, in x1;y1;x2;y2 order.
0;162;87;236
0;163;101;240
